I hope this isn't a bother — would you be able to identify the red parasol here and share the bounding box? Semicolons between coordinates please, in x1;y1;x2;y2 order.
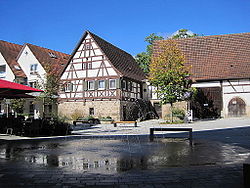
0;79;43;97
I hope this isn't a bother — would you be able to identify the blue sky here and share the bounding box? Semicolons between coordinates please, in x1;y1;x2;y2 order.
0;0;249;56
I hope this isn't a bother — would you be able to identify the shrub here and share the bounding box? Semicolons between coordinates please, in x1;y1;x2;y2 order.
70;110;83;121
172;108;185;120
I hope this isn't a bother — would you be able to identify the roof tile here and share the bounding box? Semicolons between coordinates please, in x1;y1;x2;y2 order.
154;33;250;81
27;43;70;76
0;40;26;78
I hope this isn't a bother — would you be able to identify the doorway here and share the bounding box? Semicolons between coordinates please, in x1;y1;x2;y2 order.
228;97;246;117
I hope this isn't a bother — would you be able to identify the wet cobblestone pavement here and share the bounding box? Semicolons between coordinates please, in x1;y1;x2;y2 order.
0;118;250;187
0;161;244;187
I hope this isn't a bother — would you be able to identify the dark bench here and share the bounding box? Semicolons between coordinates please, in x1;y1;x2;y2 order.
113;121;137;127
149;127;193;145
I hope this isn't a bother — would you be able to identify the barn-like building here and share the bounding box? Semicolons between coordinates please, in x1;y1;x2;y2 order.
152;32;250;119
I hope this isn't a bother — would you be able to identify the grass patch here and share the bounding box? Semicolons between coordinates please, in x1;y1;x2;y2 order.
160;120;184;124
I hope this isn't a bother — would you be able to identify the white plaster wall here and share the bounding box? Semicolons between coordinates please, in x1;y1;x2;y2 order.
92;61;101;69
17;45;46;86
0;53;15;81
222;79;250;117
192;81;221;88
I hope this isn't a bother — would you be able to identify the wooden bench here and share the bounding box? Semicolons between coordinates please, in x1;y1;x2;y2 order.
113;121;137;127
149;127;193;145
73;119;89;126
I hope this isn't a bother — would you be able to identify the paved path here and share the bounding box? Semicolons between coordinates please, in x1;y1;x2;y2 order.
1;117;250;140
73;117;250;136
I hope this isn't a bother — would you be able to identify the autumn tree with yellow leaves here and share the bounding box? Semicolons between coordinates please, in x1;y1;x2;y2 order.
149;40;193;122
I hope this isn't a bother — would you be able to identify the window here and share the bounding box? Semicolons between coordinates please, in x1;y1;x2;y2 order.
109;79;116;89
88;63;92;69
98;80;105;90
0;65;6;78
89;108;94;116
65;82;73;92
85;44;91;50
48;52;57;58
122;80;127;90
88;80;94;90
82;63;87;70
128;81;132;91
82;63;92;70
29;81;37;88
14;65;21;70
29;102;34;115
30;64;38;74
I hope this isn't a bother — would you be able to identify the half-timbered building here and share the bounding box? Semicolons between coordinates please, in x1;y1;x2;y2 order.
59;31;146;121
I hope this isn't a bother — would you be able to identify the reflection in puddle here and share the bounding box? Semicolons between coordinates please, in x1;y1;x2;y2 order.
0;137;249;174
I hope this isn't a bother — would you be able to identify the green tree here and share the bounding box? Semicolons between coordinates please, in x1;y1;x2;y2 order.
172;29;198;39
135;33;164;74
149;39;193;122
10;99;25;114
36;63;61;117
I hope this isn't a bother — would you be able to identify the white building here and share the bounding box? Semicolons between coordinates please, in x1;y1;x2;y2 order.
0;40;69;117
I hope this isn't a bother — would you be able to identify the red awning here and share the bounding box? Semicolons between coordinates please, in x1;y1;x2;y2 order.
0;79;43;97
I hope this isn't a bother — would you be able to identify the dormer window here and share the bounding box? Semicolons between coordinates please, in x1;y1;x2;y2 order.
48;52;57;58
14;65;21;70
30;64;38;74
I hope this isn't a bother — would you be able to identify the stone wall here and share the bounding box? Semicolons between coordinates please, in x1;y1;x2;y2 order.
162;101;188;120
58;100;122;121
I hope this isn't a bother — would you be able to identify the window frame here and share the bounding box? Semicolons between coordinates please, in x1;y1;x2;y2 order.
0;65;6;78
65;82;73;92
98;80;105;90
30;64;38;74
122;80;127;90
89;108;94;116
109;79;116;89
88;80;95;90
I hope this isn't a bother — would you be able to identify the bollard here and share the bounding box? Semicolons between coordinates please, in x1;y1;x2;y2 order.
243;163;250;188
114;123;117;127
135;122;137;127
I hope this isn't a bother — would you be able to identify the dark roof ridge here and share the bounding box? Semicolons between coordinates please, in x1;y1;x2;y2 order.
87;31;132;57
164;32;250;41
0;39;22;47
26;43;69;56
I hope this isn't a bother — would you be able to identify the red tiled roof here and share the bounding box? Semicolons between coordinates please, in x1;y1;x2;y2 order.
26;43;70;76
0;40;26;78
154;32;250;82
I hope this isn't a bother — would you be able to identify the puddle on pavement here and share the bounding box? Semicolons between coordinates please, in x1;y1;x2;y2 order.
0;137;249;174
